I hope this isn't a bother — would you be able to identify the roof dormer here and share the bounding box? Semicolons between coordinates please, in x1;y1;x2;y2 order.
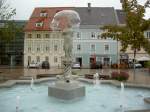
35;21;44;27
40;10;48;17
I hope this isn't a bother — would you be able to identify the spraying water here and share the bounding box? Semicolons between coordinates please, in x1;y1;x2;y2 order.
120;82;125;112
93;73;99;89
30;77;34;90
16;96;20;112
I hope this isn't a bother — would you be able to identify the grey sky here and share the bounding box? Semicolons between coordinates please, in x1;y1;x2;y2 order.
8;0;150;20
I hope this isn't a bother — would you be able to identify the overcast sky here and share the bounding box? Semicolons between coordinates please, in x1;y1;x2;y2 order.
8;0;150;20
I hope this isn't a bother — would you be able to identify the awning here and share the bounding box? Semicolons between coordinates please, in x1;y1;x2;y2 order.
136;56;150;61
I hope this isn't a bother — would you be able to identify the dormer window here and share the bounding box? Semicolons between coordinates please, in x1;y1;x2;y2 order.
40;10;48;17
35;22;43;27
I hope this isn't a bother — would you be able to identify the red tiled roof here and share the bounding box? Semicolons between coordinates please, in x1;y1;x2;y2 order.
24;7;73;31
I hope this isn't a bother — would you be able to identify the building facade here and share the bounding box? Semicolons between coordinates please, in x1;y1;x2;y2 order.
72;6;118;68
24;7;71;67
73;26;118;68
24;31;64;67
24;5;122;68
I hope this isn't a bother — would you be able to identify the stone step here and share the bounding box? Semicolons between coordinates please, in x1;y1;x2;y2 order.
19;76;33;80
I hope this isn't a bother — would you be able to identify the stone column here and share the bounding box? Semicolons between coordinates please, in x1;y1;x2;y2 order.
62;30;73;82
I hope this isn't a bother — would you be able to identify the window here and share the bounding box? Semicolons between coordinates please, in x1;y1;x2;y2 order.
54;56;58;63
28;34;32;38
45;34;49;38
91;44;95;51
105;44;109;51
35;22;43;27
91;32;96;38
37;34;41;38
54;45;58;51
28;56;31;64
28;47;31;52
45;56;49;61
46;46;49;51
147;32;150;39
77;32;81;39
37;47;40;52
36;56;40;62
77;44;81;51
40;12;47;17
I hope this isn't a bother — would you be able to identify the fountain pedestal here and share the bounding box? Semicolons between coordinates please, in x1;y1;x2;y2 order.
48;10;85;100
48;81;85;100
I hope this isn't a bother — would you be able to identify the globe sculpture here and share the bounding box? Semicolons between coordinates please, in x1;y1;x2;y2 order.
48;10;85;100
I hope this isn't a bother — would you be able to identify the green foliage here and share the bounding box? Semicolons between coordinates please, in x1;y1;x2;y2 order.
0;21;22;42
144;61;150;68
0;0;17;43
101;0;150;54
0;21;24;58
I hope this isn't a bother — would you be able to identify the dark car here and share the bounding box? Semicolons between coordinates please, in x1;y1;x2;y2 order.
41;61;50;69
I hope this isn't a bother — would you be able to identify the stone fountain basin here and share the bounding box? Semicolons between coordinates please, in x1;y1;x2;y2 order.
0;79;150;112
48;81;85;100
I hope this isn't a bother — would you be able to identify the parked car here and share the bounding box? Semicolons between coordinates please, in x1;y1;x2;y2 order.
72;62;81;69
135;63;142;68
41;61;50;69
29;62;40;68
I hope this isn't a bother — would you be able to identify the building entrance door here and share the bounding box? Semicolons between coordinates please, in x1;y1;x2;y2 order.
76;57;82;66
104;57;110;66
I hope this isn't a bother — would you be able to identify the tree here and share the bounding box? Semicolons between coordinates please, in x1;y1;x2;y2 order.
0;21;23;65
0;0;18;65
0;0;16;41
0;0;16;20
101;0;150;70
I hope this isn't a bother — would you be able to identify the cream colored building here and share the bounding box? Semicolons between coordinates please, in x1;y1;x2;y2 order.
116;10;150;62
24;31;64;67
118;30;150;61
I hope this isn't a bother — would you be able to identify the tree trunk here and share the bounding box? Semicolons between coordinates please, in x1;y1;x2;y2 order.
133;49;136;81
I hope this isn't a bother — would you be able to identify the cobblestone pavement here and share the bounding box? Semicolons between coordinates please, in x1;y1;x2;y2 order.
0;67;150;84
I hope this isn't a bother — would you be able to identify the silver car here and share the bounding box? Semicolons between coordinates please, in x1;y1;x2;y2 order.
72;62;81;69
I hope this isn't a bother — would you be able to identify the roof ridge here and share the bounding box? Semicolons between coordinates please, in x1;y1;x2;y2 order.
35;7;74;9
34;7;115;9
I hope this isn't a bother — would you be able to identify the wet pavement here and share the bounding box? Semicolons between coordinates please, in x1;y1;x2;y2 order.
0;67;150;84
74;68;150;84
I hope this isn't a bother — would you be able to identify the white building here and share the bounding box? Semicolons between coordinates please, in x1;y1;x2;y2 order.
24;31;64;67
23;7;71;67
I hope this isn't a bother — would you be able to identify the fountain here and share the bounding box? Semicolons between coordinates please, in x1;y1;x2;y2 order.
120;82;125;112
48;10;85;100
93;73;100;89
30;77;34;90
16;96;20;112
0;81;150;112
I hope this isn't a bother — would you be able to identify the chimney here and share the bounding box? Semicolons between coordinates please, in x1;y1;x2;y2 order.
88;3;91;11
